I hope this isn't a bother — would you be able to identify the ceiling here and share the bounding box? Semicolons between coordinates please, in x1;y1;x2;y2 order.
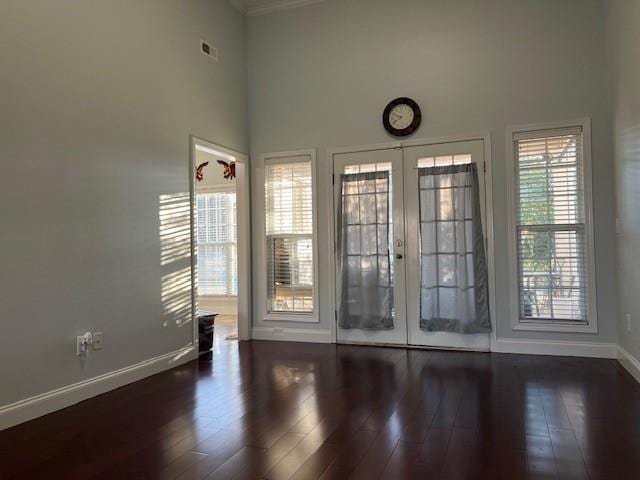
230;0;324;16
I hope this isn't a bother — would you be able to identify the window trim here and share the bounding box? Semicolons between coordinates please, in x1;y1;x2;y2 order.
506;118;598;333
257;149;319;323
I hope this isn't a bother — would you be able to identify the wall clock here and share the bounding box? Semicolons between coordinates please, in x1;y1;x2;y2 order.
382;97;421;137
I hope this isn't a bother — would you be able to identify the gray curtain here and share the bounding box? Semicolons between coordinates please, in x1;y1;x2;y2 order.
418;163;491;333
338;171;394;329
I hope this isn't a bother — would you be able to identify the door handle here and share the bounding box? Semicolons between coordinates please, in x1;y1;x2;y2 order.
395;254;403;259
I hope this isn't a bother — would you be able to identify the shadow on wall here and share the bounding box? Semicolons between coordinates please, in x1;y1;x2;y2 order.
159;193;193;330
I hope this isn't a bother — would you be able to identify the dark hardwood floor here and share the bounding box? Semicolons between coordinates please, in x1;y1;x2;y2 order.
2;339;640;479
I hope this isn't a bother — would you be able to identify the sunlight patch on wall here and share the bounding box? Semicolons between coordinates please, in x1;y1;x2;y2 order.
161;265;192;327
159;193;193;329
159;193;192;266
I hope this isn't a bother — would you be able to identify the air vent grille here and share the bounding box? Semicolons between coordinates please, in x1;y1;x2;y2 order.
200;40;218;61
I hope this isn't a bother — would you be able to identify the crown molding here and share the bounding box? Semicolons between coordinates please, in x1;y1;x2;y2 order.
246;0;324;16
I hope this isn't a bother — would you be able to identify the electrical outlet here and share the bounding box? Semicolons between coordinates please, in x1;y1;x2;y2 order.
273;328;284;335
93;332;103;350
76;332;93;356
76;336;85;356
626;314;632;333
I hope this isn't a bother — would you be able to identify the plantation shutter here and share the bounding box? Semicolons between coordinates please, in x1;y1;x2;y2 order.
264;159;314;313
514;127;588;323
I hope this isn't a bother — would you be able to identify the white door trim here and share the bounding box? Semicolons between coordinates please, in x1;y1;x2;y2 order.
327;132;496;350
327;132;492;155
189;137;252;341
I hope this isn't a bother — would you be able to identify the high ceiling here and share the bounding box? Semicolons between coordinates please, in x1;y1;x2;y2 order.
230;0;324;16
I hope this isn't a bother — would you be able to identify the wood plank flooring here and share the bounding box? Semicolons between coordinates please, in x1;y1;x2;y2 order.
1;340;640;479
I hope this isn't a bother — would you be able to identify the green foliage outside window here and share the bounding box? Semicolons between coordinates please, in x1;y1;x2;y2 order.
519;160;554;275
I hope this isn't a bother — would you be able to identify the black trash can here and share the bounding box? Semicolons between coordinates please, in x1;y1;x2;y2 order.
197;311;218;354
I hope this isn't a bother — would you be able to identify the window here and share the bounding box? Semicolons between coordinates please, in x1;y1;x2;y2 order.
262;153;316;317
197;190;237;296
508;121;596;331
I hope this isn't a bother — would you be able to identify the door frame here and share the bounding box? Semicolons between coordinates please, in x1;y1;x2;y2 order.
327;132;497;351
332;147;408;345
189;136;252;343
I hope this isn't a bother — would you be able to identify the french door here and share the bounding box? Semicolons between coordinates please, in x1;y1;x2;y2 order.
334;140;490;350
333;148;407;344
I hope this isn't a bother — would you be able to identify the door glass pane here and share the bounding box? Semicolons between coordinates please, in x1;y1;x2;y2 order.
342;162;394;289
417;154;472;168
338;163;395;329
416;162;491;334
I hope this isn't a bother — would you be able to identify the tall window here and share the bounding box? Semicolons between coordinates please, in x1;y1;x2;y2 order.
264;158;315;314
510;124;595;328
197;191;237;296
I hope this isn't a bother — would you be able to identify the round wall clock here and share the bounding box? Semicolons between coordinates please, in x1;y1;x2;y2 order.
382;97;422;137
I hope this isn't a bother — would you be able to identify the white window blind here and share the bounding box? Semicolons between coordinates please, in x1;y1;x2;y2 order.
197;191;237;296
514;127;588;323
264;160;314;313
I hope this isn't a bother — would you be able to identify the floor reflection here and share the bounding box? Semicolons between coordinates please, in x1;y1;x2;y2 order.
3;342;640;478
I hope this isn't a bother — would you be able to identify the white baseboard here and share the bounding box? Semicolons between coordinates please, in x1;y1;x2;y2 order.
618;346;640;383
494;338;617;358
0;345;198;431
252;327;332;343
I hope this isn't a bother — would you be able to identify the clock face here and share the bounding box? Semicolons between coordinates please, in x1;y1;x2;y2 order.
389;104;415;130
382;97;421;137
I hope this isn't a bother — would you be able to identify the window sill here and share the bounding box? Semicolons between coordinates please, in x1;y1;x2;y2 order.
512;320;597;334
263;313;319;323
199;295;238;299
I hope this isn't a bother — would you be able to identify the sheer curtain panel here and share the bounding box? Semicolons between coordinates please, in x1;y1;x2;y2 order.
418;163;491;333
338;171;394;330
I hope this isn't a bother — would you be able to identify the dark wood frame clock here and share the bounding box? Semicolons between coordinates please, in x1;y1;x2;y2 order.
382;97;422;137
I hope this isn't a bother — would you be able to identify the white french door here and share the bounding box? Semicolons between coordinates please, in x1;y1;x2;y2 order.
334;148;407;345
334;140;489;350
403;141;489;349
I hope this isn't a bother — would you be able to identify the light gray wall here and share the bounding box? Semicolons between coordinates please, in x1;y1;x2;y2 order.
247;0;618;343
606;0;640;361
0;0;248;406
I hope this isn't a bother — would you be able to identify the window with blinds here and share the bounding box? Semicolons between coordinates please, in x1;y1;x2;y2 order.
264;160;314;314
513;127;589;324
196;191;237;296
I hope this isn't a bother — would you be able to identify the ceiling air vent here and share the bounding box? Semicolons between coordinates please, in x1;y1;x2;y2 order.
200;40;218;61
